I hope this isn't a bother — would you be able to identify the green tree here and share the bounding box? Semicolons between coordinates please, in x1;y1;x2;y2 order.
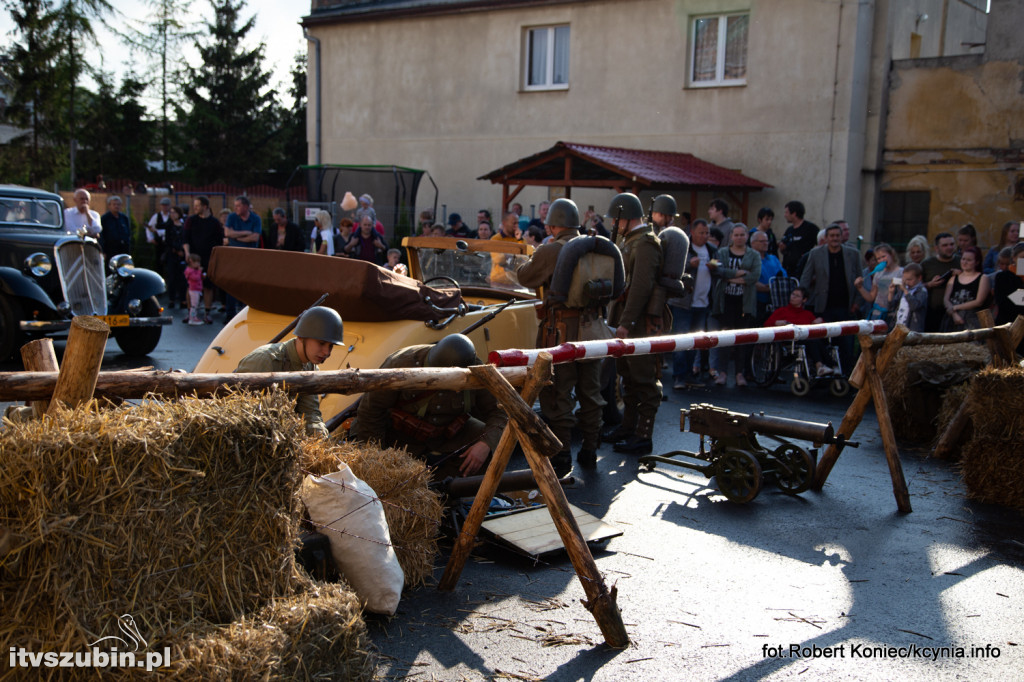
1;0;67;186
77;71;152;181
177;0;277;185
130;0;197;174
55;0;114;184
265;52;308;178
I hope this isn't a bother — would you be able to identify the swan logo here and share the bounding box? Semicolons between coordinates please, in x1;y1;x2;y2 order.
89;614;148;652
9;614;171;671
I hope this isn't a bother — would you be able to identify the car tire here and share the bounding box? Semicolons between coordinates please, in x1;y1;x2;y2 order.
112;296;162;356
0;295;24;362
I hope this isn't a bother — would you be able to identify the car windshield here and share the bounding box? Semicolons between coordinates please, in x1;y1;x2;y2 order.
413;246;535;295
0;197;63;227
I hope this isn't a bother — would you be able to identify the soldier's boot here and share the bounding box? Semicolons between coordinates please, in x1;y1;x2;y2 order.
613;415;654;455
602;405;636;444
551;450;573;479
576;447;597;469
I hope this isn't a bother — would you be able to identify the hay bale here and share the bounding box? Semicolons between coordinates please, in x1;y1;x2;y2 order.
958;367;1024;510
172;579;375;681
299;440;443;588
934;383;971;441
1;392;314;660
882;343;990;443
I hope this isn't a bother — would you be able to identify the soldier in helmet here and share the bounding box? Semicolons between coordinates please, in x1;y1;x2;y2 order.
349;334;507;478
603;192;664;455
517;198;619;476
234;306;344;438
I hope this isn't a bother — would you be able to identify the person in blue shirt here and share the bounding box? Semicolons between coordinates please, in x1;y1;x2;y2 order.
222;195;263;321
99;195;132;260
751;228;786;324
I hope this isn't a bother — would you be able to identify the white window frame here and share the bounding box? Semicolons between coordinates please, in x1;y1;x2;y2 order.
689;12;748;88
522;24;570;91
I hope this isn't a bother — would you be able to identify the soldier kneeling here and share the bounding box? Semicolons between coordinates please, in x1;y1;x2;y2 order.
349;334;507;479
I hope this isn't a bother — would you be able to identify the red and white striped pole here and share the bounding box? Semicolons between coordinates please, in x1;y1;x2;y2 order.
489;320;888;368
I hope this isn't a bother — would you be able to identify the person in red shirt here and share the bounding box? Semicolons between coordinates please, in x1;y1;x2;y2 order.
764;287;835;376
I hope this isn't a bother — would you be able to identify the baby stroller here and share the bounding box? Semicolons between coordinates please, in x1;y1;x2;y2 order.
750;274;851;398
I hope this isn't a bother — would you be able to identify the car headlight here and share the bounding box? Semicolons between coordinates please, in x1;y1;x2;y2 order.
109;254;135;277
24;252;51;278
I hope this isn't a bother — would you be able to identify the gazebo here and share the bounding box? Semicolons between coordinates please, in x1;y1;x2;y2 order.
479;141;772;223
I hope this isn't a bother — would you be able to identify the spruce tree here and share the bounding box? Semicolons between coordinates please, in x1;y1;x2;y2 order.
1;0;67;185
178;0;276;185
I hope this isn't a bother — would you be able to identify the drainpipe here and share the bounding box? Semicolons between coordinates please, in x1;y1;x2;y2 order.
303;29;322;165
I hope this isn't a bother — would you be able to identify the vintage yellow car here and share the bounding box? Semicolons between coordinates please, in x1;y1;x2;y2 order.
194;236;539;422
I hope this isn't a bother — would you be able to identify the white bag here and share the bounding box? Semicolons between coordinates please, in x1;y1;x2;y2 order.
299;465;404;615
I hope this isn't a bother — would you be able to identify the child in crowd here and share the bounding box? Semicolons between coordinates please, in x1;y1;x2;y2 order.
184;253;205;326
384;248;408;276
764;286;835;377
889;263;927;332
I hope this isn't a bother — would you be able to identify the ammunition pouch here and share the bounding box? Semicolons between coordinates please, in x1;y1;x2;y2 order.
391;409;470;441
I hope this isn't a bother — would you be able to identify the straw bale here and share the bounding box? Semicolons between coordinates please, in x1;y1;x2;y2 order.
299;439;443;588
171;579;375;681
935;383;970;439
882;343;990;443
957;368;1024;510
0;391;305;658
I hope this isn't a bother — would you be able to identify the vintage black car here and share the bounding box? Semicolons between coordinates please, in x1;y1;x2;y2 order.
0;185;172;361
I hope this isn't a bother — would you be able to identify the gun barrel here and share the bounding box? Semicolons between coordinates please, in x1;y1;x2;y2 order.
443;469;538;498
745;413;834;443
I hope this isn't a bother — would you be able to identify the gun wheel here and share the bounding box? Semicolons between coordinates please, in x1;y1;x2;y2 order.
772;444;815;495
714;450;762;503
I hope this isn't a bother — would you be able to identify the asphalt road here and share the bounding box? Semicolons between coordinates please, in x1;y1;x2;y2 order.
4;314;1022;681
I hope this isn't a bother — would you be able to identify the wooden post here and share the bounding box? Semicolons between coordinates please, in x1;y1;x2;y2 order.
47;316;109;415
814;325;908;489
19;338;58;417
438;354;551;591
860;338;913;513
467;362;629;648
932;402;971;460
977;310;1009;367
468;364;562;457
1009;315;1024;350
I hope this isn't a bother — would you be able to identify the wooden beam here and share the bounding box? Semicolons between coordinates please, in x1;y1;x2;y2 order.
0;366;531;402
860;337;913;513
20;339;58;417
47;316;109;414
814;324;908;489
932;401;970;460
439;353;551;591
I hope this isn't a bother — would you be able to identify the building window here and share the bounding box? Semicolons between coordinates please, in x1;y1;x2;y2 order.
524;25;569;90
879;191;930;249
691;13;748;87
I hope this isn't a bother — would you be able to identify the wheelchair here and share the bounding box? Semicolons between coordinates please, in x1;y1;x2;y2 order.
750;274;851;398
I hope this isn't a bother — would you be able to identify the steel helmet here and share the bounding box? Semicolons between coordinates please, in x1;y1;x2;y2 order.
545;198;580;229
605;192;644;221
651;194;678;216
425;333;478;368
294;306;344;345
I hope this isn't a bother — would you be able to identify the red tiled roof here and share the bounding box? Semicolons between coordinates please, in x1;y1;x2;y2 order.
480;141;771;191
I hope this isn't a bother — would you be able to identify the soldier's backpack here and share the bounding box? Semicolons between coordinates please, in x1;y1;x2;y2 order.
548;235;625;309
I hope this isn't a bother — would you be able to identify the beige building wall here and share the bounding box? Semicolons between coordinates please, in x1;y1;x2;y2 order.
880;0;1022;250
305;0;881;234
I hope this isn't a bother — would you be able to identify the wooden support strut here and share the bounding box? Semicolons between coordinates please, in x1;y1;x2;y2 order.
438;355;551;592
859;337;913;513
19;339;58;417
813;325;908;491
465;359;629;649
47;317;109;415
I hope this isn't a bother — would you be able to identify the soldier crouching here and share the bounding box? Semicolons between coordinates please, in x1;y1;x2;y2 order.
348;334;507;479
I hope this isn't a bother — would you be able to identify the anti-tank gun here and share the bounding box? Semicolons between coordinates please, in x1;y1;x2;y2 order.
639;403;857;503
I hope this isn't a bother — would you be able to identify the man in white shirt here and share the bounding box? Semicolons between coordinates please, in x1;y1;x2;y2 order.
64;189;101;237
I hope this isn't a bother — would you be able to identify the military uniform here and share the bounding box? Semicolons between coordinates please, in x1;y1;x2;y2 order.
517;229;607;461
608;224;665;442
234;338;328;437
349;345;507;477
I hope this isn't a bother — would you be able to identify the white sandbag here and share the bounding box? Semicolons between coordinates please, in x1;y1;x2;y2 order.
299;465;404;615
